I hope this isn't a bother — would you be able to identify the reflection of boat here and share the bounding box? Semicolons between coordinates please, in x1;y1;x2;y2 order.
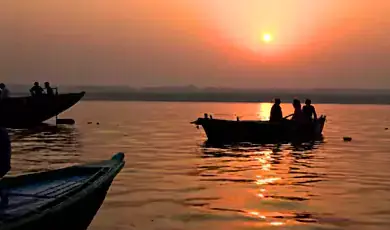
0;153;125;230
192;115;326;144
0;92;85;128
10;124;80;154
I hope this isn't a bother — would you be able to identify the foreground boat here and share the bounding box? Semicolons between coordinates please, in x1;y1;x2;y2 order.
0;92;85;128
0;152;125;230
192;115;326;144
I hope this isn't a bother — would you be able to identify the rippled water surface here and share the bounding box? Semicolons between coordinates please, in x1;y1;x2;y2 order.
8;101;390;230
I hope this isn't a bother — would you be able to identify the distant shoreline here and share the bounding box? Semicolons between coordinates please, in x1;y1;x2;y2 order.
76;92;390;105
7;85;390;105
80;98;390;105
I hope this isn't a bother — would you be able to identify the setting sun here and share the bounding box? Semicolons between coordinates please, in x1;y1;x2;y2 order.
263;33;272;43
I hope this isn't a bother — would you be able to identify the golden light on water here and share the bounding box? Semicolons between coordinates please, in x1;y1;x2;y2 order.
258;103;272;120
248;211;266;219
255;177;281;185
270;221;285;226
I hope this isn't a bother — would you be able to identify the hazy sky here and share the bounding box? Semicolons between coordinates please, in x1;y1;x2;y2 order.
1;1;390;88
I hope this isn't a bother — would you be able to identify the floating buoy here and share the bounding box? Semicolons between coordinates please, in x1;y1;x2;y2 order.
343;137;352;142
96;122;100;125
56;118;75;125
385;128;388;130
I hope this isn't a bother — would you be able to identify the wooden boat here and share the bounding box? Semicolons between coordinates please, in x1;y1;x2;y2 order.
0;152;125;230
192;115;326;144
0;92;85;128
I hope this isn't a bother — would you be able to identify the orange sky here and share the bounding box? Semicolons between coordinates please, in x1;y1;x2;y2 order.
1;1;390;88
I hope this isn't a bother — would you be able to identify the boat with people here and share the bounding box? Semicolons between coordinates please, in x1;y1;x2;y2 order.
0;152;125;230
192;98;326;144
192;115;326;143
0;82;85;128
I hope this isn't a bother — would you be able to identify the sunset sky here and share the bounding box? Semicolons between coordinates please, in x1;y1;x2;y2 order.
1;1;390;88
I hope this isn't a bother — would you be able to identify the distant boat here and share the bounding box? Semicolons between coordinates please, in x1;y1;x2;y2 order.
192;115;326;144
0;152;125;230
0;92;85;128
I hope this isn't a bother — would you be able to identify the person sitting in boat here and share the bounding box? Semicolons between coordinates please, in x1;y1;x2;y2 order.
30;82;44;96
0;83;10;99
44;82;55;96
302;99;317;122
292;99;305;123
0;126;11;206
270;98;283;122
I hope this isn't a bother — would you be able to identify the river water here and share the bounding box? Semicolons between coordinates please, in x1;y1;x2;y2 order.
8;101;390;230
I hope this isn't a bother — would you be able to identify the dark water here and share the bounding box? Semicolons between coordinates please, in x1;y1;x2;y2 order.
8;101;390;230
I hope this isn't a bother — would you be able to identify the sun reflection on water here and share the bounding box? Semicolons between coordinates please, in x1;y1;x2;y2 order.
255;177;281;185
258;103;272;120
270;221;285;226
248;211;266;219
200;135;326;228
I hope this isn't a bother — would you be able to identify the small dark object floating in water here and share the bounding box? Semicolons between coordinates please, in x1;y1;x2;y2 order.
56;118;75;125
0;152;125;230
96;122;100;125
385;128;388;130
343;137;352;141
87;122;92;124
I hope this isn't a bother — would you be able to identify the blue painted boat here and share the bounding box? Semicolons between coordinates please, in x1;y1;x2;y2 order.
0;152;125;230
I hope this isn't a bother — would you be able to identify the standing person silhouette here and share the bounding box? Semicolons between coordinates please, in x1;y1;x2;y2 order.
0;127;11;207
0;83;10;99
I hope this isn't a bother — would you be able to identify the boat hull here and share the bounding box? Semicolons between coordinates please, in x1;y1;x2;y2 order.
192;116;326;144
9;180;112;230
0;153;125;230
0;92;85;128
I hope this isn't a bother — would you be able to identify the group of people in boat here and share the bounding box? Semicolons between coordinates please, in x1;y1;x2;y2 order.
270;98;317;123
0;82;56;99
30;82;55;96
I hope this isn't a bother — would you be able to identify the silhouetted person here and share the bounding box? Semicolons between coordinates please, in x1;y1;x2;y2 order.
270;98;283;122
44;82;54;96
0;127;11;207
0;83;10;99
30;82;44;96
292;99;305;123
302;99;317;121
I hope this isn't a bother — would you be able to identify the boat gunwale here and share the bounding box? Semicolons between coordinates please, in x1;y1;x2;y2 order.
192;115;327;144
0;92;86;100
0;152;125;230
193;115;326;124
